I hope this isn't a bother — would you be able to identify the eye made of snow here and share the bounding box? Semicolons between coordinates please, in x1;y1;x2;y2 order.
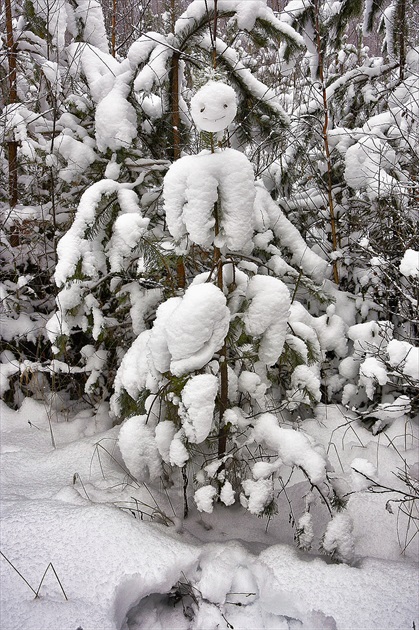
191;81;237;133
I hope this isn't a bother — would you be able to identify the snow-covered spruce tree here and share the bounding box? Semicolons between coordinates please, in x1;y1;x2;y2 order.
47;0;307;406
108;76;355;559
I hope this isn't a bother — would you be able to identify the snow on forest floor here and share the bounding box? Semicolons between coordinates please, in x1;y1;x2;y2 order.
1;398;418;630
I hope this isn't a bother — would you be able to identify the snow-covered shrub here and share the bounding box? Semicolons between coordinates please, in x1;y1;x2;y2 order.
261;2;419;427
0;0;124;404
2;0;417;568
107;78;355;549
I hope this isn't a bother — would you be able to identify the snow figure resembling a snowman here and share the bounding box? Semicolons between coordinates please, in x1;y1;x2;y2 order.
163;81;255;252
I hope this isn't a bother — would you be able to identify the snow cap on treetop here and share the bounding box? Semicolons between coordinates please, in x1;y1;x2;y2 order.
191;81;237;133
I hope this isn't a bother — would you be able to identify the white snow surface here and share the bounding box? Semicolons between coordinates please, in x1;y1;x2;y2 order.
359;356;388;399
1;400;417;630
194;485;217;513
95;77;138;152
344;136;400;200
176;1;304;47
254;184;329;283
66;43;120;104
73;0;109;52
254;413;326;484
112;284;230;411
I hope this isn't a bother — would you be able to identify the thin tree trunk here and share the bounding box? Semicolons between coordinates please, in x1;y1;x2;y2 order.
111;0;117;57
5;0;18;208
313;0;339;285
168;0;185;286
207;2;229;458
212;0;218;69
170;52;181;161
213;204;229;459
397;0;406;81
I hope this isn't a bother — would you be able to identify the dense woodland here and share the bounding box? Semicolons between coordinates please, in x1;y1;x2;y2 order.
0;2;418;629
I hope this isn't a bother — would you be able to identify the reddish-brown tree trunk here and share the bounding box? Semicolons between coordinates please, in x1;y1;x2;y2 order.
5;0;18;208
314;0;339;285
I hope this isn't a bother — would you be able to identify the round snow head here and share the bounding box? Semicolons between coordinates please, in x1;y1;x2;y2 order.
191;81;237;133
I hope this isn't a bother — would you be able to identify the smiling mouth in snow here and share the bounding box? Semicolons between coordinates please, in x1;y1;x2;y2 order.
203;115;226;122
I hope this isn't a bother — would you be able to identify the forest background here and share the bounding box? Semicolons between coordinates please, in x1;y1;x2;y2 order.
0;1;418;629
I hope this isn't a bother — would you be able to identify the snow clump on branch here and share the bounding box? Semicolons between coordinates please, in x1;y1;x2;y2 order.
163;148;255;252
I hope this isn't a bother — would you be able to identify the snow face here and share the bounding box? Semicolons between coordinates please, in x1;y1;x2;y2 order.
191;81;237;133
198;36;290;124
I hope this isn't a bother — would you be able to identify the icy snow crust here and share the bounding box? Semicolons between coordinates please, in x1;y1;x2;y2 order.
1;400;417;630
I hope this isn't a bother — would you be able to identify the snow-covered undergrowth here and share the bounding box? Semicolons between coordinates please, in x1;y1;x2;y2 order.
2;2;419;629
1;399;417;630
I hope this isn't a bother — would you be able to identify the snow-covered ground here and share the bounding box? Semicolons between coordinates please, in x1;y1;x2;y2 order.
1;398;417;630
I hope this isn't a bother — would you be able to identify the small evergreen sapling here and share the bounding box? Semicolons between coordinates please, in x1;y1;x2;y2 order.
113;81;349;546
